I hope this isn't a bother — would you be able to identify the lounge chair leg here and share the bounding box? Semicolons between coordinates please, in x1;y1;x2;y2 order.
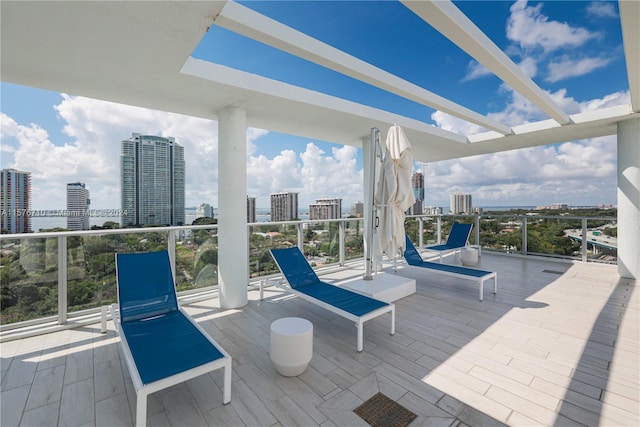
390;306;396;336
357;321;363;352
223;360;231;404
136;392;147;427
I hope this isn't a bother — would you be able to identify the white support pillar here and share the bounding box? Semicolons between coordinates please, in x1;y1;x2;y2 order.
617;118;640;279
218;107;249;307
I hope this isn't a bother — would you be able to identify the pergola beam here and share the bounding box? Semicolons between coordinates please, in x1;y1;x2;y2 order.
402;0;571;125
213;0;512;135
619;0;640;112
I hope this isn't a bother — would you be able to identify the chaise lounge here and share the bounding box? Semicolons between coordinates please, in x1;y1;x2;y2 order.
267;246;395;352
424;221;474;262
404;235;497;301
110;250;231;427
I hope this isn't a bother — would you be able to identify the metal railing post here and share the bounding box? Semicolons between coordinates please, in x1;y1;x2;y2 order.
436;216;442;244
521;216;527;255
581;218;588;262
474;215;480;249
339;220;345;266
58;236;68;325
417;217;424;248
297;222;304;251
167;230;176;282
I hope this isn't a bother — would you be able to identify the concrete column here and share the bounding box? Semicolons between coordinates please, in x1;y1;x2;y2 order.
217;107;249;307
617;118;640;279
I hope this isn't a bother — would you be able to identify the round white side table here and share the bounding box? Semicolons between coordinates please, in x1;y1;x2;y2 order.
460;247;479;266
270;317;313;376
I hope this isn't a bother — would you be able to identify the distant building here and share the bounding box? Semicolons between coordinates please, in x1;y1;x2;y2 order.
1;168;32;233
450;193;472;214
409;171;425;215
351;201;364;217
309;198;342;220
196;203;213;218
247;196;256;223
412;171;424;202
551;203;569;210
408;199;423;215
426;206;443;215
66;182;90;230
120;133;185;227
270;192;298;221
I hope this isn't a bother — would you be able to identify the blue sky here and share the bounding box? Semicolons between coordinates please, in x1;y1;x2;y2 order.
0;0;627;211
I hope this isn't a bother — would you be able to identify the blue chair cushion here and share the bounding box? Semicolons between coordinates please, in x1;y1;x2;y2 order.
405;235;492;277
121;310;224;385
296;282;389;316
404;235;426;266
445;222;472;247
270;247;321;289
117;251;178;323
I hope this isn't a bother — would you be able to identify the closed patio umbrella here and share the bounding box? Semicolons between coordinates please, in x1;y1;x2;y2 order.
375;125;415;260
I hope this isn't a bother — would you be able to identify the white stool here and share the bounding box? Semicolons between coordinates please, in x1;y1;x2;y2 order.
460;247;479;266
270;317;313;376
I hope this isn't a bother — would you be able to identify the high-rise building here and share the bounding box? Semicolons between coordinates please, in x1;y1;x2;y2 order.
247;197;256;223
351;201;364;217
120;133;185;227
412;171;424;201
309;198;342;220
408;171;425;215
66;182;90;230
1;168;32;233
426;206;443;215
270;192;298;221
196;203;213;218
450;193;472;214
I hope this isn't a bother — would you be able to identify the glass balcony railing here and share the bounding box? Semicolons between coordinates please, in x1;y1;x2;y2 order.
0;213;616;338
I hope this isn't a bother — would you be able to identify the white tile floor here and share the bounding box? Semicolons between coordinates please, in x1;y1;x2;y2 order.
1;254;638;426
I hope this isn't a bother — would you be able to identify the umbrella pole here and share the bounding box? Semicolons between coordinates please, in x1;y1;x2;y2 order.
363;127;380;280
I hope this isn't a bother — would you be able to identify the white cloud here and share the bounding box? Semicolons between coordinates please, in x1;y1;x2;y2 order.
462;60;491;82
586;2;618;19
507;0;600;53
425;88;626;207
3;82;627;214
431;111;486;134
546;55;612;83
2;94;366;214
517;57;538;79
424;134;617;207
247;142;363;209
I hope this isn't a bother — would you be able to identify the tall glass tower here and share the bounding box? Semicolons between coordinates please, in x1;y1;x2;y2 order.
1;168;31;233
120;133;185;227
66;182;90;230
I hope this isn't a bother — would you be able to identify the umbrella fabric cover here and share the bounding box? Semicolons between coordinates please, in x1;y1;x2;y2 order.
375;125;415;258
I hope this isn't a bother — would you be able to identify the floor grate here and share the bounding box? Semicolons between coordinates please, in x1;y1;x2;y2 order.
354;392;417;427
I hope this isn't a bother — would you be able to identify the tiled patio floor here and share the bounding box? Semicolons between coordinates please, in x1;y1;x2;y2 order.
1;254;638;426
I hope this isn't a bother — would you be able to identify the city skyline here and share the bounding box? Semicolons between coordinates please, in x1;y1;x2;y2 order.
0;1;624;211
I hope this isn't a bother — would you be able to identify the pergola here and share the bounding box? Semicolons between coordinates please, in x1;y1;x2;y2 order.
2;0;638;308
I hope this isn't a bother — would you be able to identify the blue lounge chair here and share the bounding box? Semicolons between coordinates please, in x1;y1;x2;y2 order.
405;235;497;301
268;247;395;352
424;221;473;262
110;250;231;427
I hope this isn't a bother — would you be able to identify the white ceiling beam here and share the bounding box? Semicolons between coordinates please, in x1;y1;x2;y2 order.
619;0;640;112
213;0;512;135
402;0;572;125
